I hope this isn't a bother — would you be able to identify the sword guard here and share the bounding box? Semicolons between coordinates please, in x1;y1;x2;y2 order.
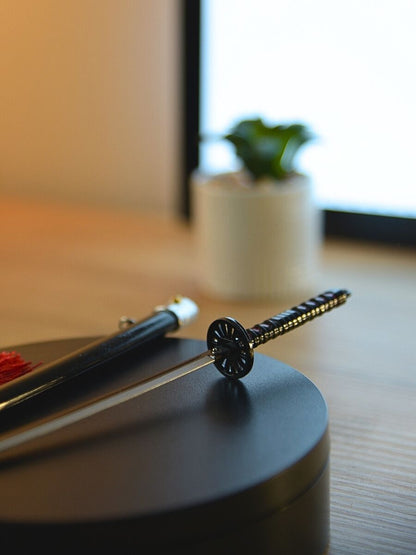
207;318;254;379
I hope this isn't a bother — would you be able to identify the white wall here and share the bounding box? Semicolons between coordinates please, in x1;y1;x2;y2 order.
0;0;181;214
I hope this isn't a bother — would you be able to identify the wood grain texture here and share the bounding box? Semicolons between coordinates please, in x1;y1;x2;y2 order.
1;197;415;553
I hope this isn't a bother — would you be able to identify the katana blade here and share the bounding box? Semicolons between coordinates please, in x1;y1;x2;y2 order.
0;351;215;456
0;289;350;457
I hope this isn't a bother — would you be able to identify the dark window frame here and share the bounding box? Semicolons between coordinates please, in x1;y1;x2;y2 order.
180;0;200;220
180;0;415;248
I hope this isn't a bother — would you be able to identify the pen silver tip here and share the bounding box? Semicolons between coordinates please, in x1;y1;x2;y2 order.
155;296;199;327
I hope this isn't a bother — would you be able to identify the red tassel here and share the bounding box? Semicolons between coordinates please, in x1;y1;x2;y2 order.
0;351;42;385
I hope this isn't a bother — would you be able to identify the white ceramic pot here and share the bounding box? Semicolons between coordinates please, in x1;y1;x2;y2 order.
191;170;322;301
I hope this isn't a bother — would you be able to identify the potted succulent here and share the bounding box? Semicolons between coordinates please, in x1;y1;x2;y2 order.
191;117;322;301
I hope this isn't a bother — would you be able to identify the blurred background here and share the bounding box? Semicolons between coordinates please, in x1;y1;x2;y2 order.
1;0;415;245
198;0;416;221
1;1;180;213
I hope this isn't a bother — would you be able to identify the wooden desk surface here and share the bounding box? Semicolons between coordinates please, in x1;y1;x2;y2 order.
1;198;415;553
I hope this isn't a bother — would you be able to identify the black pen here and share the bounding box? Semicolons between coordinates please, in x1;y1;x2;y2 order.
0;296;199;412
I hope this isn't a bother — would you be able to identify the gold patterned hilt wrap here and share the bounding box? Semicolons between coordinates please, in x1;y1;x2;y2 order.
247;289;351;348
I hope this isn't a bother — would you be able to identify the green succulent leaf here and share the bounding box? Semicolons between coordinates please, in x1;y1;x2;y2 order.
224;118;314;181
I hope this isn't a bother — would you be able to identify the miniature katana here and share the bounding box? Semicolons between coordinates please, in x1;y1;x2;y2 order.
0;289;350;455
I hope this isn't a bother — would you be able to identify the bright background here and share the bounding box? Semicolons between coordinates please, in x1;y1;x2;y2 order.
200;0;416;218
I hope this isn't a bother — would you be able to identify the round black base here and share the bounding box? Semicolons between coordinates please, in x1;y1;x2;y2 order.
0;336;330;554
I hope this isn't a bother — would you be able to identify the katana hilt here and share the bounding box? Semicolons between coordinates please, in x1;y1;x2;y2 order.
206;289;351;379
